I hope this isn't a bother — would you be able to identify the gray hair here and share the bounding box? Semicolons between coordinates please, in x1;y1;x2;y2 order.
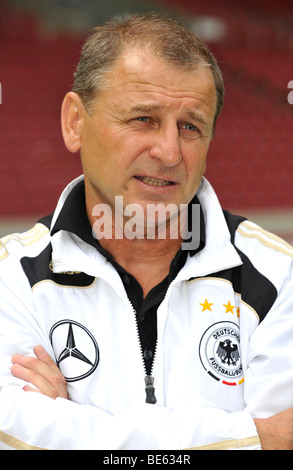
72;13;224;133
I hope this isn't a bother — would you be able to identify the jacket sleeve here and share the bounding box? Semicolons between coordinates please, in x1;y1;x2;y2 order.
234;222;293;420
244;269;293;419
0;385;260;450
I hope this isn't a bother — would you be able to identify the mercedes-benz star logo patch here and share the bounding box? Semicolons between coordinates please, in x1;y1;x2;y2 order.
49;320;99;382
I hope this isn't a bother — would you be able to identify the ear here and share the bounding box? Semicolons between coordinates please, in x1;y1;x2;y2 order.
61;92;85;153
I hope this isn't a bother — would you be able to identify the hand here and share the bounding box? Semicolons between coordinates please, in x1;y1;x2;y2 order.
11;345;68;400
254;408;293;450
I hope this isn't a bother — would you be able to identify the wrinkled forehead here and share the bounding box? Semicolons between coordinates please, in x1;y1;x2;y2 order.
107;48;215;98
109;49;216;115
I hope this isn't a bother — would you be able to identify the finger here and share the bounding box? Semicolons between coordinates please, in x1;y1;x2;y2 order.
12;353;50;376
22;385;42;394
34;345;60;373
33;346;68;398
12;348;60;378
11;363;60;399
11;353;68;399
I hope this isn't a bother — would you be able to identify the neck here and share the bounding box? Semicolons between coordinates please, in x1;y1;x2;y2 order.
86;193;185;296
100;234;182;265
100;236;182;297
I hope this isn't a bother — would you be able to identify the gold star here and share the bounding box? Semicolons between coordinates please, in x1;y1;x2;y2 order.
199;299;214;312
223;300;235;314
237;306;240;318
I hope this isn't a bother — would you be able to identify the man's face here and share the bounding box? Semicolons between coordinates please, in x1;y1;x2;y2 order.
79;49;217;220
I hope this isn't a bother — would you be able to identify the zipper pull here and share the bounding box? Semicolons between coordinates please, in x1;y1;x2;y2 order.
144;375;157;404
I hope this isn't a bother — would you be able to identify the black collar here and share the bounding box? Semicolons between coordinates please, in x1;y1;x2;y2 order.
51;179;206;259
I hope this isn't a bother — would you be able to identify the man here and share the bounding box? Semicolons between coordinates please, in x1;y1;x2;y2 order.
0;13;293;450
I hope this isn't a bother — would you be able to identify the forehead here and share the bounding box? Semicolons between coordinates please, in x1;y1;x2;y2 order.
104;49;217;115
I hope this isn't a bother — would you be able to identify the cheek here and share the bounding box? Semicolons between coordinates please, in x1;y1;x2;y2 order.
102;126;147;162
81;126;112;170
185;148;207;180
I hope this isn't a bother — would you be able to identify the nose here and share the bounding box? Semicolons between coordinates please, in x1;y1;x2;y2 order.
149;124;182;168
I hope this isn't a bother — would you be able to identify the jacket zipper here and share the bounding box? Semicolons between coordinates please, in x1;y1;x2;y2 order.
128;299;157;404
144;374;157;404
127;278;177;405
136;309;157;404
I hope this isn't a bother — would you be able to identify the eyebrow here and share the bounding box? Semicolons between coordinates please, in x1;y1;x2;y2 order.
129;104;209;129
129;104;164;114
185;108;209;129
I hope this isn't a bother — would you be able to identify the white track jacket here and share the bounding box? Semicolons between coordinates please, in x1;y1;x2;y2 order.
0;176;292;450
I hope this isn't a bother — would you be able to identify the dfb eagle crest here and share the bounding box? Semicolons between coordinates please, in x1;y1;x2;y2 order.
216;339;240;366
199;321;244;386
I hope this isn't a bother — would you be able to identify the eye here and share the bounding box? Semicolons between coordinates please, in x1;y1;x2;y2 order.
181;121;204;137
179;122;202;139
136;116;150;122
182;123;198;132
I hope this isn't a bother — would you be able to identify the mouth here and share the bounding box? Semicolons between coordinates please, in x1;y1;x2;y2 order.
134;176;176;187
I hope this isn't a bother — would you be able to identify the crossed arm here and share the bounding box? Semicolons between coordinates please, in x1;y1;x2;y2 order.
11;345;293;450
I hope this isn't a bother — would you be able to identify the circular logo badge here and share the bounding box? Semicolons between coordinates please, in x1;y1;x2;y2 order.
49;320;99;382
199;321;244;386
